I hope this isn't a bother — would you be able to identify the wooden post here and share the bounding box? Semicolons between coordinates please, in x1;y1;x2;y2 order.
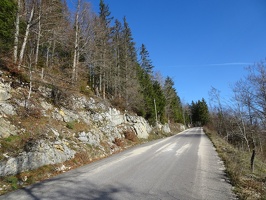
250;149;256;173
154;99;158;125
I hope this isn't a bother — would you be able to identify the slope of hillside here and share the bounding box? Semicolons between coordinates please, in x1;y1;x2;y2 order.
0;67;182;194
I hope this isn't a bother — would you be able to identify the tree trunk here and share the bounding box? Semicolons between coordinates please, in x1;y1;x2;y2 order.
250;149;256;173
72;0;80;83
18;6;34;70
13;0;21;64
154;98;158;124
46;42;50;68
34;1;42;69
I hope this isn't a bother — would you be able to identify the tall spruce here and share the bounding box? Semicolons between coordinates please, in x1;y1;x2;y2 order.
153;80;166;123
191;98;209;126
95;0;113;98
163;77;183;123
137;65;156;124
111;19;123;97
120;17;139;108
140;44;154;75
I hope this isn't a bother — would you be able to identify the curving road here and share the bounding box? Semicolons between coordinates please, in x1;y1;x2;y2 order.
0;128;236;200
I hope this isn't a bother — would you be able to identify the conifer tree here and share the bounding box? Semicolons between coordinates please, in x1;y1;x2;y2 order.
137;65;156;124
111;19;123;97
153;80;166;123
191;98;209;126
94;0;113;98
140;44;154;75
163;77;183;123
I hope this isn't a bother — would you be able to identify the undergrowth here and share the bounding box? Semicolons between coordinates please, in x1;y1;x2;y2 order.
204;126;266;200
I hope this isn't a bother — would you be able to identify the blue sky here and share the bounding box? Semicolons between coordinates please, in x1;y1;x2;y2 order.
73;0;266;104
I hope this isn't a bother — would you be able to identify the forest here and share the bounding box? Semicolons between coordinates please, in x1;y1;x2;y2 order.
0;0;196;126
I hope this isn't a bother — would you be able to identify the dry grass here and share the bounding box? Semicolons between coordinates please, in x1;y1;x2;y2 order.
204;127;266;200
113;138;124;147
124;130;138;142
0;164;58;195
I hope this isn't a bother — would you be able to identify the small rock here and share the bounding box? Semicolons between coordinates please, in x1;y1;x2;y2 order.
22;176;27;182
3;153;9;158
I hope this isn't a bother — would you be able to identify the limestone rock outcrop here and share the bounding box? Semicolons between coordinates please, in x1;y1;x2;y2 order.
0;74;158;176
0;139;75;176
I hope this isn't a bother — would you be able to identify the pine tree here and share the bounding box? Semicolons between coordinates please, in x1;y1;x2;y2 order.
140;44;154;75
94;0;113;98
153;80;166;123
120;17;140;109
99;0;113;26
111;19;123;97
137;65;155;123
163;77;183;123
191;98;209;126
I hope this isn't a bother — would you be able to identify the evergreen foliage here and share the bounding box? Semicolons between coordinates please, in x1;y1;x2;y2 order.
140;44;154;75
153;81;166;123
0;0;16;53
191;98;209;126
99;0;113;26
137;65;156;124
163;77;183;123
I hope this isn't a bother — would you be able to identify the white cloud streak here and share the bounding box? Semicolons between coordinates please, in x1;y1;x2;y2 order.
206;62;253;66
168;62;254;68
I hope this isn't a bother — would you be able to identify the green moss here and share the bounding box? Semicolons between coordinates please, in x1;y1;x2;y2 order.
6;176;18;190
66;121;75;129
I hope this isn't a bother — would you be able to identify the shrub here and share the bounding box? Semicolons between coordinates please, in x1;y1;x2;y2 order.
113;138;123;147
18;106;42;119
124;130;137;142
111;97;126;111
66;121;75;129
51;86;66;107
79;81;92;96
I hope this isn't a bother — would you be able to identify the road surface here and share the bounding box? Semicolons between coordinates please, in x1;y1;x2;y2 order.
0;128;236;200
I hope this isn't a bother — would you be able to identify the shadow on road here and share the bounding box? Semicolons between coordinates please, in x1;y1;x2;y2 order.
1;171;139;200
174;133;203;138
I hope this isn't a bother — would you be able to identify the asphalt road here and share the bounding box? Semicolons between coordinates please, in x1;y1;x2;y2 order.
0;127;236;200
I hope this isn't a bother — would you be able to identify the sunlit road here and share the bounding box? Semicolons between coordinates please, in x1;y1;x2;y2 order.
0;128;235;200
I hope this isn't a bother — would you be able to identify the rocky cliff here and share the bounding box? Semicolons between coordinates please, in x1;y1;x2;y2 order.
0;69;172;177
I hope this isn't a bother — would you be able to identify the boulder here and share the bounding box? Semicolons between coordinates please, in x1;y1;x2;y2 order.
60;108;80;123
162;124;171;133
0;82;11;101
108;108;124;126
125;114;151;139
78;131;101;146
0;118;18;138
0;103;16;115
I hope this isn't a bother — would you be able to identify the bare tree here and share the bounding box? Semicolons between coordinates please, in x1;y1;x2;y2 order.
72;0;80;82
34;0;42;69
18;3;35;69
209;87;229;141
13;0;21;64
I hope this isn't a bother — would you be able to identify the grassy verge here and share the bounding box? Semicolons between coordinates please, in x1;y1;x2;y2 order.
203;127;266;200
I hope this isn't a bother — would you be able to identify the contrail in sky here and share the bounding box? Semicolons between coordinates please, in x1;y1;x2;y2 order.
206;62;253;66
169;62;253;68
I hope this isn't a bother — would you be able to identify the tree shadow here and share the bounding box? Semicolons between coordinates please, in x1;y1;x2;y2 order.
0;167;144;200
174;133;203;138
